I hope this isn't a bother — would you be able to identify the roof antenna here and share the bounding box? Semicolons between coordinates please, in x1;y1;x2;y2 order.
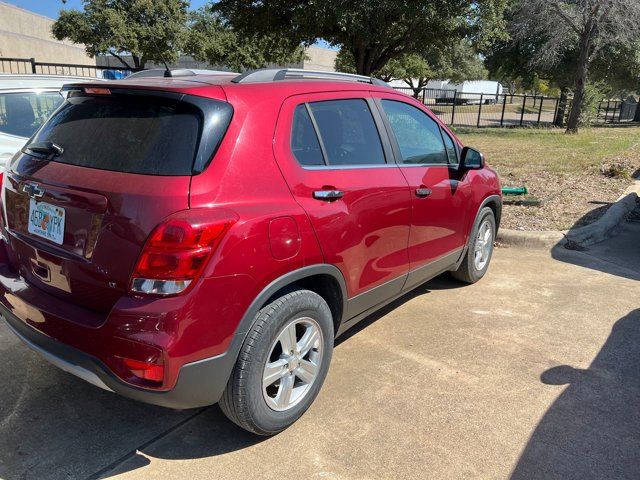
150;38;172;77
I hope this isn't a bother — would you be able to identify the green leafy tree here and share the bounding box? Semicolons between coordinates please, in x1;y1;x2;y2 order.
52;0;189;69
486;1;640;128
337;41;487;99
215;0;508;76
507;0;640;133
184;8;306;72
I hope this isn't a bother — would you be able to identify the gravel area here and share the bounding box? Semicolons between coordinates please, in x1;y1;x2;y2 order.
500;172;632;231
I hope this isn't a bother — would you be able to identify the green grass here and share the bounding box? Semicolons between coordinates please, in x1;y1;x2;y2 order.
453;126;640;176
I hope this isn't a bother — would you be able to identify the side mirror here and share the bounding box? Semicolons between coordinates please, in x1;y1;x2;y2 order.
460;147;485;170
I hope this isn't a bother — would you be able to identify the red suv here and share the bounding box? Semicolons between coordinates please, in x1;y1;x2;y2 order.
0;69;501;435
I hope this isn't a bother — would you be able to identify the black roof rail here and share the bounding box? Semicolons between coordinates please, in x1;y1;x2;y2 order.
231;68;390;87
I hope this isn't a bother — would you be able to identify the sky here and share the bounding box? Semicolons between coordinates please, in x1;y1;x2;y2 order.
5;0;336;49
6;0;211;19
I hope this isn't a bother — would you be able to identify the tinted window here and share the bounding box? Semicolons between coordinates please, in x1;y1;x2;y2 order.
0;92;63;138
28;95;203;175
308;99;385;166
381;100;448;165
291;105;324;166
441;129;458;165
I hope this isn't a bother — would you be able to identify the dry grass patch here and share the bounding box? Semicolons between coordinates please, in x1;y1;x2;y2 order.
455;126;640;231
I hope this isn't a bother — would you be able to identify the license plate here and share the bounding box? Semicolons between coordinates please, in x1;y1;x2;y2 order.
28;199;65;245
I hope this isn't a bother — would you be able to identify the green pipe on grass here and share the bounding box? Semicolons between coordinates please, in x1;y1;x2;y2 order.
501;186;528;196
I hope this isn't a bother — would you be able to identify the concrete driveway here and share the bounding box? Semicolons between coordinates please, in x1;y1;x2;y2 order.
0;223;638;480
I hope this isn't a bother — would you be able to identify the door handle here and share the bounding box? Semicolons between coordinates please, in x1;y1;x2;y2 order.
313;190;344;201
415;187;432;198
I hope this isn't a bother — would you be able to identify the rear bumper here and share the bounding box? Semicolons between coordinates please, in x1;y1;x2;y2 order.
1;304;237;409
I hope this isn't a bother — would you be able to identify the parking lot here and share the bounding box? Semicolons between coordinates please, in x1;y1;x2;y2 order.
1;223;638;480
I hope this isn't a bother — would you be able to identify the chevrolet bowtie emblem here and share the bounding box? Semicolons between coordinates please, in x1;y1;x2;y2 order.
21;183;45;200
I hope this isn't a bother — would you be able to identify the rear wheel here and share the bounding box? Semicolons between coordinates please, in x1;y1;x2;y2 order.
451;207;496;284
219;289;334;435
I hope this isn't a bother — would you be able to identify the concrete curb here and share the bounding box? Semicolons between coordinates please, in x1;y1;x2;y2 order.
497;180;639;249
496;229;566;249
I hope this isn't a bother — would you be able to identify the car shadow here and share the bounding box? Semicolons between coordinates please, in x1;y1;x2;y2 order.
510;309;640;480
335;273;464;346
0;272;465;480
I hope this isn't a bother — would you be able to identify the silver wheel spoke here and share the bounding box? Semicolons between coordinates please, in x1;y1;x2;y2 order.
275;374;294;409
295;359;318;383
278;322;297;354
483;227;492;244
263;358;287;386
297;326;319;357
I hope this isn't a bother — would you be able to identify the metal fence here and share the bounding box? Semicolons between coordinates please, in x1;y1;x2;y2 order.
0;56;137;79
2;59;638;127
392;87;561;127
595;99;639;124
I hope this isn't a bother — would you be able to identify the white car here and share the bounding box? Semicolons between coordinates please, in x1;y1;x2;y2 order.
0;74;101;169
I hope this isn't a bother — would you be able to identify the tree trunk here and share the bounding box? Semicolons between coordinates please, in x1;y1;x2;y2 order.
565;31;592;134
554;87;569;127
132;55;145;70
351;45;376;76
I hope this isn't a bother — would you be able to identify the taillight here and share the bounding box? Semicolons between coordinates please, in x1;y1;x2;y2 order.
131;209;236;296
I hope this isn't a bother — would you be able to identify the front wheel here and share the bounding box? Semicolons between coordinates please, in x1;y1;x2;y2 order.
219;289;334;435
451;207;496;284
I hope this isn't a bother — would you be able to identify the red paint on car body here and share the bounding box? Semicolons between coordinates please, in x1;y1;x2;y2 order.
0;74;501;400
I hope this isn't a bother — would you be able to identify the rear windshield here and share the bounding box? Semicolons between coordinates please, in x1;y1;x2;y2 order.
27;95;203;175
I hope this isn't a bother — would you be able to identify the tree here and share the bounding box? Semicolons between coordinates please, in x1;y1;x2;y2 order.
509;0;640;133
184;8;305;72
337;40;487;98
52;0;189;69
215;0;508;76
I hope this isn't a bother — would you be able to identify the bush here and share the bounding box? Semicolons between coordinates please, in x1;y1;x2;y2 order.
579;81;607;127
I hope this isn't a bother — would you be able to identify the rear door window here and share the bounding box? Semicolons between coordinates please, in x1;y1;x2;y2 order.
306;99;386;166
27;95;206;175
0;91;63;138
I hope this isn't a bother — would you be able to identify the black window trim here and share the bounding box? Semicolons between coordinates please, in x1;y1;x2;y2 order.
439;125;460;168
39;86;234;176
373;97;457;169
291;97;395;170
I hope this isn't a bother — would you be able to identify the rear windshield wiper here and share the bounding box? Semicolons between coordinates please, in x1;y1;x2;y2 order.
23;141;64;159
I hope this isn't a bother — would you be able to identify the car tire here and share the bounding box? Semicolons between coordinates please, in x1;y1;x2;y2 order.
219;289;334;435
451;207;496;284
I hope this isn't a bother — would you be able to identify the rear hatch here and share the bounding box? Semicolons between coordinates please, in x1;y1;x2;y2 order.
1;85;232;315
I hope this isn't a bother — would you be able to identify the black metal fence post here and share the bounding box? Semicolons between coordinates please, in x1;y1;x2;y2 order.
619;100;624;122
477;94;484;127
451;90;457;125
605;100;611;123
29;57;36;74
553;97;560;126
537;96;544;124
520;95;527;126
500;94;507;127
